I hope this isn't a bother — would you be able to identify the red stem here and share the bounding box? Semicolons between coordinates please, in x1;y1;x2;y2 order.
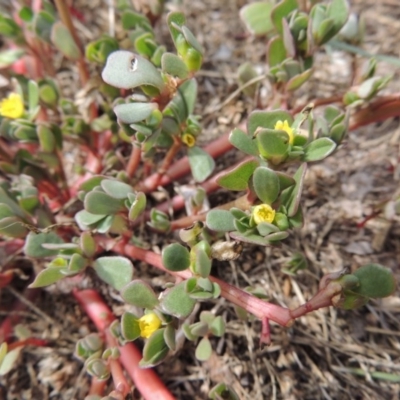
73;289;176;400
112;242;294;327
126;145;142;179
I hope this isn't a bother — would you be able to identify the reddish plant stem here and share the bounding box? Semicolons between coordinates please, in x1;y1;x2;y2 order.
349;95;400;130
126;145;142;179
148;137;183;189
73;289;176;400
112;242;294;327
108;356;130;398
7;337;48;351
88;377;107;397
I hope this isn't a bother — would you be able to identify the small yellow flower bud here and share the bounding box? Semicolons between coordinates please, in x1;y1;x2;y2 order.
0;93;24;119
138;312;162;338
274;120;294;145
182;133;196;147
252;204;276;225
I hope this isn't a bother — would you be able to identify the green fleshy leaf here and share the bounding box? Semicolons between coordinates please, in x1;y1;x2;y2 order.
113;102;158;124
206;210;236;232
140;329;169;368
275;171;296;190
28;264;66;288
256;222;280;236
252;166;280;204
0;216;28;238
248;110;293;136
229;231;278;246
165;78;198;123
121;280;159;308
188;146;215;183
161;52;189;79
303;137;336;161
217;159;259;191
164;324;176;351
195;337;212;361
128;192;147;221
33;10;55;42
100;179;134;199
280;163;307;217
162;243;191;272
352;264;396;299
255;129;290;164
237;62;259;97
51;21;80;60
24;232;64;258
239;1;275;36
78;176;105;193
286;68;313;91
267;36;286;68
37;125;56;153
271;0;298;34
80;232;96;258
159;281;196;318
102;50;165;91
209;316;225;337
93;256;134;290
229;127;259;156
121;312;141;341
75;210;107;228
84;191;124;215
194;246;212;278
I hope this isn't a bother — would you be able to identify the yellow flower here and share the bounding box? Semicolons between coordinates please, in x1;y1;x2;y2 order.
182;133;196;147
0;93;24;119
252;204;276;225
138;312;162;338
274;120;294;144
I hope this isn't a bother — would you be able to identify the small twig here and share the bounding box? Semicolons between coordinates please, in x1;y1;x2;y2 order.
53;0;90;85
6;286;56;325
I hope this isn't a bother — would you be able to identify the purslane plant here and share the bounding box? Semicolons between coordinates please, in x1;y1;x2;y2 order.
0;1;398;399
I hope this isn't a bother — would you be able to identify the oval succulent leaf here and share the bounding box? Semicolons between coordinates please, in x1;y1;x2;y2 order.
113;102;158;125
303;137;336;161
252;166;280;204
102;50;165;91
239;1;275;36
159;281;196;318
84;191;124;215
217;159;259;191
101;179;134;199
162;243;191;272
93;256;134;290
188;146;215;183
121;280;159;308
206;210;236;232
